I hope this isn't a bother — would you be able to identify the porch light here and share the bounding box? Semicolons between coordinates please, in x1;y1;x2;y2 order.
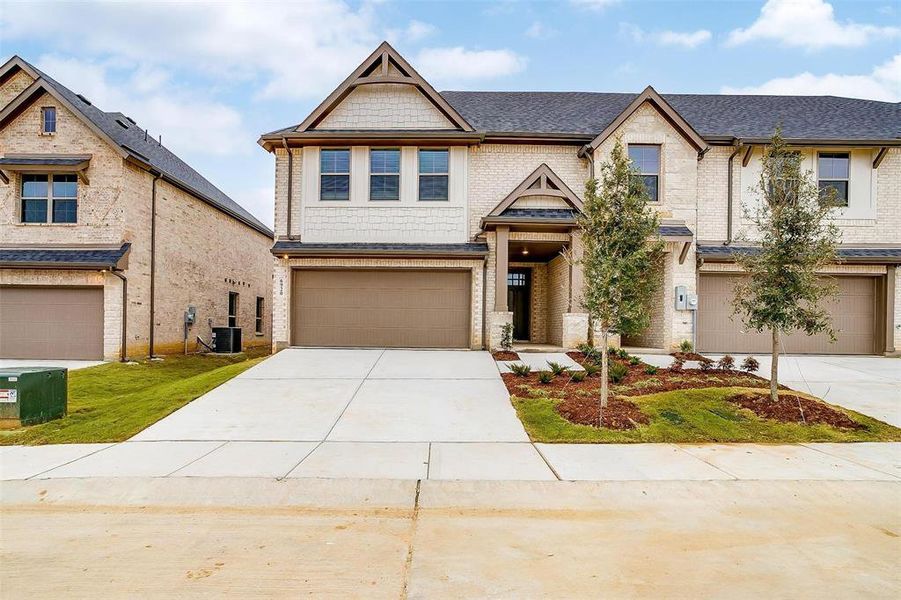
522;248;529;256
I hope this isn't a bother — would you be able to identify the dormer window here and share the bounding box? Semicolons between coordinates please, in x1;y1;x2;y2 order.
41;107;56;134
628;144;660;202
818;152;849;207
320;149;350;201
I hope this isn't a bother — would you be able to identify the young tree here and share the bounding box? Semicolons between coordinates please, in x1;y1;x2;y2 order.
733;130;840;402
569;139;663;425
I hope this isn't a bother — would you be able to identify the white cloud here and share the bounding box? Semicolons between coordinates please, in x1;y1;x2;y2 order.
571;0;620;11
404;20;436;42
726;0;899;49
34;55;250;157
721;54;901;102
619;23;711;48
414;47;527;84
525;21;556;40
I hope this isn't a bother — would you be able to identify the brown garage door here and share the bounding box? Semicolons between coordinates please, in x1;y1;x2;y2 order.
0;286;104;360
698;274;876;355
291;269;471;348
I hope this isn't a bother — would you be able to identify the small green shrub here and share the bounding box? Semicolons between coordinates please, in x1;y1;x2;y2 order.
583;363;602;377
608;361;629;383
644;364;659;375
617;348;629;359
670;357;684;372
679;339;694;353
741;356;760;373
717;355;735;371
537;371;554;384
570;370;587;383
628;356;640;366
698;357;715;371
607;346;618;357
508;362;531;377
546;361;569;376
500;322;514;351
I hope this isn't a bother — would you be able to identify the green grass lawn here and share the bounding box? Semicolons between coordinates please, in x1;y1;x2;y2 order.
513;386;901;444
0;351;267;446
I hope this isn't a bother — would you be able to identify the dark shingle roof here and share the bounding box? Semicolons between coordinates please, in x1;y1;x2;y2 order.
440;91;901;141
17;59;272;237
0;157;87;166
499;208;577;220
698;244;901;262
659;223;694;238
0;243;131;268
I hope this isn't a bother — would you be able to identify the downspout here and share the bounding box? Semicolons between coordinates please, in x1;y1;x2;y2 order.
110;270;128;362
149;172;161;356
282;137;293;240
725;141;743;245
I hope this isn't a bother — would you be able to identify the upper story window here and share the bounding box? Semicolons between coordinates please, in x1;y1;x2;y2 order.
320;149;350;201
41;107;56;134
418;149;448;201
369;148;400;201
21;173;77;224
818;152;849;207
628;144;660;202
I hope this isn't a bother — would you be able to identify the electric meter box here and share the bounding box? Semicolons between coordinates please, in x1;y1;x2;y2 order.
0;367;67;427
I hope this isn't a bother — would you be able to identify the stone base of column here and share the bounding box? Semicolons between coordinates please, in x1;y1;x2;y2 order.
273;340;290;352
590;320;622;349
562;312;589;348
488;311;513;350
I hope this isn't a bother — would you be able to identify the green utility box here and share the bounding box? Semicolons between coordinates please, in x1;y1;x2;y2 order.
0;368;68;427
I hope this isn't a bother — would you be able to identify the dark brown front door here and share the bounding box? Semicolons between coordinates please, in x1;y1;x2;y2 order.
507;269;531;341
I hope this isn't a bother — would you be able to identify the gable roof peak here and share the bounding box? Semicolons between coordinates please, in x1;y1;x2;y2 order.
488;162;584;217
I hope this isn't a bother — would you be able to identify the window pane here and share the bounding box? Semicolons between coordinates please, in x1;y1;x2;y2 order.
370;174;399;200
42;107;56;133
22;198;47;223
370;149;399;174
419;175;448;201
641;175;659;201
818;180;848;206
52;174;77;198
21;174;48;198
629;145;659;175
320;149;349;174
818;153;849;179
419;149;448;174
52;199;77;223
320;174;350;200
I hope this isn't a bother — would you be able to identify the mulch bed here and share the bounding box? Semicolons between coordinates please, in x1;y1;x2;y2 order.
670;351;708;361
556;395;650;429
728;392;862;429
492;351;520;361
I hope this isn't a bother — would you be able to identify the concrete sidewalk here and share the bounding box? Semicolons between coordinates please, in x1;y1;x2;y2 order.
3;440;898;482
1;477;898;598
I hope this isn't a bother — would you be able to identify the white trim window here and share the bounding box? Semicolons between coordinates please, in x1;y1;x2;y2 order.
20;173;77;224
418;149;448;201
320;148;350;201
628;144;660;202
369;148;400;201
41;106;56;134
817;152;850;207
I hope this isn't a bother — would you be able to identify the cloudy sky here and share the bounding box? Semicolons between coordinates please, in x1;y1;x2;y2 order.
2;0;898;228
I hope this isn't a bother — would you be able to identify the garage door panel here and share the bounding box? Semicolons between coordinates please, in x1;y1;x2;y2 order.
0;286;104;360
698;274;876;355
291;270;471;348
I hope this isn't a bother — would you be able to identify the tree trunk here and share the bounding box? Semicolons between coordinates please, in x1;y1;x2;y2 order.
770;328;779;403
600;329;609;428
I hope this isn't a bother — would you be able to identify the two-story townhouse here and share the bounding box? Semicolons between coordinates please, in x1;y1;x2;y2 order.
0;56;274;361
260;42;901;356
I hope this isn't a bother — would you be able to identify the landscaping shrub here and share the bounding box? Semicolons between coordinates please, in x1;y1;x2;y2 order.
583;363;602;377
680;339;693;353
717;355;736;371
608;361;629;383
509;363;531;377
698;357;715;371
607;346;618;356
546;361;569;376
741;356;760;373
644;364;659;375
670;357;684;372
570;370;587;383
617;348;629;359
629;356;640;366
500;322;514;351
537;371;554;384
577;343;601;363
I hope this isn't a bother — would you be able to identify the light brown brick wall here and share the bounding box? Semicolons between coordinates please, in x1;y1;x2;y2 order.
315;84;455;130
546;254;568;346
0;69;35;107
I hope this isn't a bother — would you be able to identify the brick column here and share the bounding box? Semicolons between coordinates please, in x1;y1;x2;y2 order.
569;230;584;311
495;225;509;312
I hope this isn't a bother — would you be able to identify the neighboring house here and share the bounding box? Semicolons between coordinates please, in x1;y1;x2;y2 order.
260;42;901;356
0;56;273;361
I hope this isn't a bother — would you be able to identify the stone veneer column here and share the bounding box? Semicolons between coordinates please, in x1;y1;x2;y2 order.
494;226;509;312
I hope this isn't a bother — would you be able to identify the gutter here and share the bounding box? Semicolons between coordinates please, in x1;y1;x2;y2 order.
110;270;128;362
725;142;743;245
282;137;293;240
149;172;160;358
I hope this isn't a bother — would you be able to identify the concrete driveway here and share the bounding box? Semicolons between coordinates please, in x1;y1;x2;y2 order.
126;348;544;479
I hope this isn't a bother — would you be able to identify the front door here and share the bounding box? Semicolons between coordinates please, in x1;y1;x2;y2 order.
507;269;531;341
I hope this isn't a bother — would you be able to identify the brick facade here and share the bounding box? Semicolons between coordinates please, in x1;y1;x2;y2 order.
1;80;272;360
